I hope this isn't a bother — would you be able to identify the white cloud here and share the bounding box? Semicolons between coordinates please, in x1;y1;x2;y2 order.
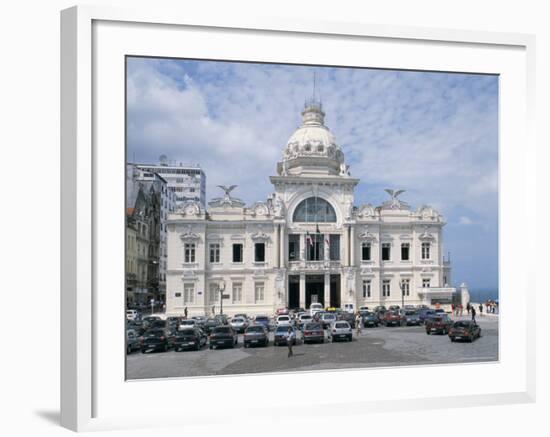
459;216;474;225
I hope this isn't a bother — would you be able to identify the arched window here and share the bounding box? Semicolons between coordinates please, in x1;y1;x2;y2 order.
293;196;337;223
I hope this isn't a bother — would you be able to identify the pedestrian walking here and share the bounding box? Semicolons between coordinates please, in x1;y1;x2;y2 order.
466;302;471;315
286;326;294;358
479;303;483;317
471;306;476;323
356;312;362;337
184;306;188;319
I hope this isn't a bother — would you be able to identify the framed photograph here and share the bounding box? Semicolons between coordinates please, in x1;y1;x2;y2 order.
61;5;536;432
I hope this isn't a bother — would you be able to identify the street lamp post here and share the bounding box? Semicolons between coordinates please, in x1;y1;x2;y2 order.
400;281;405;309
219;280;226;315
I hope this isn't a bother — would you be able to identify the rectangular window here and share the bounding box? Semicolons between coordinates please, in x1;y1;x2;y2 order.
183;283;195;303
382;243;391;261
254;242;265;262
288;234;300;261
184;243;195;263
209;283;219;302
254;283;265;302
232;244;243;263
362;280;371;298
401;243;410;261
232;283;243;303
209;243;220;263
362;243;371;261
422;278;431;288
306;234;324;261
422;242;431;260
401;279;410;296
329;234;340;261
382;279;391;297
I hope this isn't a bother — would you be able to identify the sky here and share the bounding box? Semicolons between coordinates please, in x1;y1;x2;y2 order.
126;57;499;293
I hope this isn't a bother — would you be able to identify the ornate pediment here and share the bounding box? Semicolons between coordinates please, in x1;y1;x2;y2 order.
208;185;245;208
251;225;271;242
178;200;201;217
356;204;376;218
179;225;200;241
416;205;440;221
357;225;377;242
418;225;436;241
250;201;271;217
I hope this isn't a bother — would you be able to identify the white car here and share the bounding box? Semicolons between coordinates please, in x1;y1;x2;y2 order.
229;317;248;333
309;303;323;317
297;313;313;328
178;319;197;331
320;312;337;328
343;303;355;314
276;315;293;327
330;321;353;342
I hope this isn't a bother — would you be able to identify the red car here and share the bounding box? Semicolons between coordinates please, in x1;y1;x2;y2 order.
425;314;453;335
382;311;402;327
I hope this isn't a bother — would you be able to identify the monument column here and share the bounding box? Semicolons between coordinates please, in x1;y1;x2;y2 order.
275;224;280;268
350;226;355;267
279;225;285;268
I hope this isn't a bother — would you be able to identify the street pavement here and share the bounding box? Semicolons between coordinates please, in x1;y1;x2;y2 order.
126;314;498;380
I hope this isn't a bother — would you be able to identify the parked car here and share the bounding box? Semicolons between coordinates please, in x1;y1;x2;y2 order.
448;320;481;342
388;305;401;312
276;314;293;327
230;317;249;333
243;325;269;347
302;322;325;344
150;319;167;329
403;305;416;311
203;318;222;334
127;320;146;335
276;307;289;316
209;326;238;349
330;321;353;342
320;312;337;329
126;309;140;321
338;311;356;328
418;309;437;324
309;302;324;317
142;316;161;329
373;306;387;320
179;319;198;331
254;315;271;331
274;326;297;346
297;313;313;329
173;328;207;351
434;308;446;315
191;315;207;325
233;313;249;321
361;311;379;328
382;311;402;327
358;306;369;312
402;310;421;326
140;329;170;353
214;314;229;325
126;329;141;354
426;314;454;334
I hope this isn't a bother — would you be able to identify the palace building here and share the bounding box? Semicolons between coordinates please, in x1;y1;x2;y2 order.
165;101;459;317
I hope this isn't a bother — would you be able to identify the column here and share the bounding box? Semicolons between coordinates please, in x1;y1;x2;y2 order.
299;273;306;309
344;226;349;266
350;226;355;267
275;224;280;268
300;233;306;261
324;272;331;307
279;225;285;268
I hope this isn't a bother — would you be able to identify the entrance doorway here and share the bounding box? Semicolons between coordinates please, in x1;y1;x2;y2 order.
330;274;341;308
288;275;299;309
306;275;324;308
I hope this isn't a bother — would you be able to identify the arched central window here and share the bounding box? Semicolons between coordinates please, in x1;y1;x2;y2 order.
293;196;337;223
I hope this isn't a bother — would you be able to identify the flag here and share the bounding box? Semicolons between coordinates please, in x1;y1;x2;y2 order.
306;231;313;247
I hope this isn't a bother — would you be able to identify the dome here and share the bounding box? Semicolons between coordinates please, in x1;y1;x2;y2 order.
278;101;347;176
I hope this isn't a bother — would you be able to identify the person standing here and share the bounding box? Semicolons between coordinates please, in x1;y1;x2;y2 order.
184;306;188;319
466;302;471;315
286;326;294;358
479;303;483;317
356;312;362;337
471;306;477;323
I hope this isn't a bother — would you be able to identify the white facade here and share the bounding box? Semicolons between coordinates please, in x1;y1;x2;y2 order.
166;102;454;317
137;158;206;208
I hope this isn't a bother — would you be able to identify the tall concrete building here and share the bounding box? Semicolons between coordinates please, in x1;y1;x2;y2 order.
137;156;206;209
166;101;459;317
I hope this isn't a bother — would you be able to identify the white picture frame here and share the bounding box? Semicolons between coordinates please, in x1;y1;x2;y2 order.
60;5;536;432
